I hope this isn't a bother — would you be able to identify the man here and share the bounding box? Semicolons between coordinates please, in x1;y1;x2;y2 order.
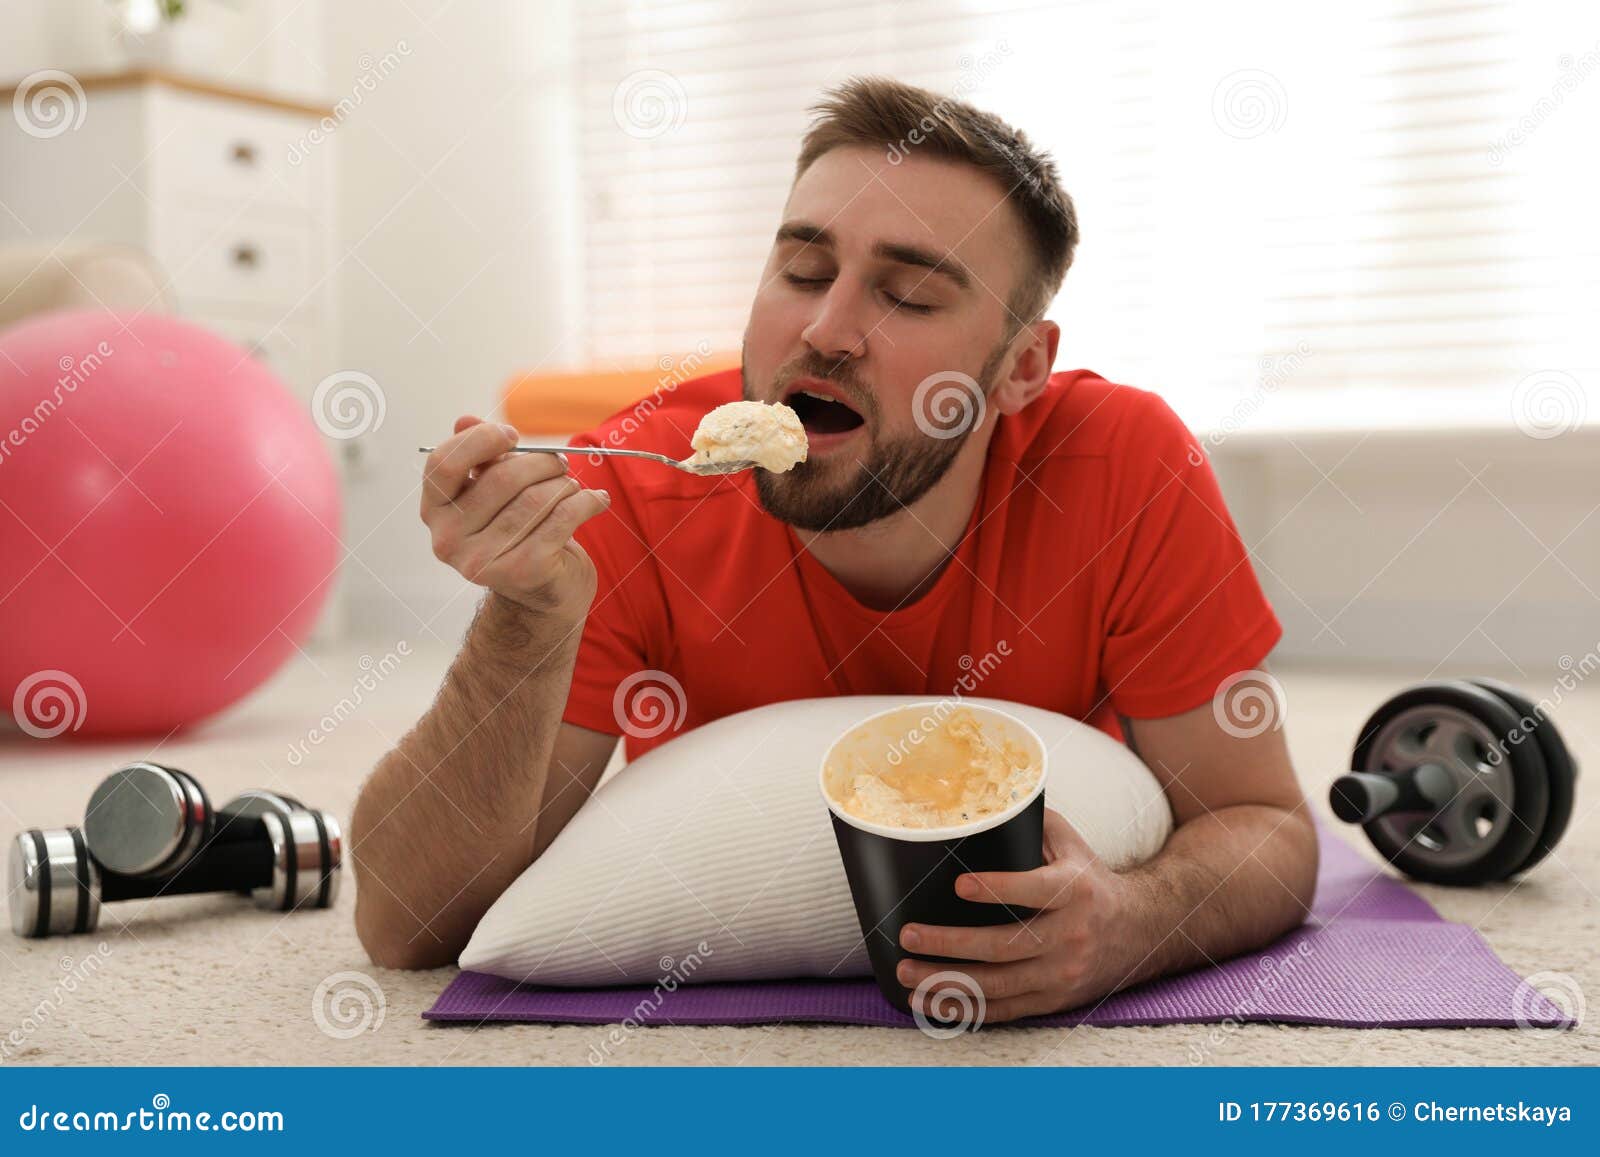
352;77;1317;1023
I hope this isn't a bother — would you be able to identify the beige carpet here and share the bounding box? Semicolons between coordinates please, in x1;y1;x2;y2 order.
2;641;1595;1066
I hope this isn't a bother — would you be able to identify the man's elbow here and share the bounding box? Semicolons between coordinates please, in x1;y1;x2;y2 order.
354;893;458;971
348;777;461;971
1275;806;1320;930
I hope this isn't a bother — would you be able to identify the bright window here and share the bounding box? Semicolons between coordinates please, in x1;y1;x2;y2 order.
575;0;1599;433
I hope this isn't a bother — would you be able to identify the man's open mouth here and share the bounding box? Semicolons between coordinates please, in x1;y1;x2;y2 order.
782;379;866;437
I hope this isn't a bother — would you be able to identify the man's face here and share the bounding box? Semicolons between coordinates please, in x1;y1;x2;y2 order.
741;144;1028;532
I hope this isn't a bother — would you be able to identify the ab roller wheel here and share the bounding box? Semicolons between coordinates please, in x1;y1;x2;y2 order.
1331;677;1579;885
9;763;342;939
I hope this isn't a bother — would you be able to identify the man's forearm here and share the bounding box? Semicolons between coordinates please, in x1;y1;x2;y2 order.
350;593;584;969
1110;805;1318;991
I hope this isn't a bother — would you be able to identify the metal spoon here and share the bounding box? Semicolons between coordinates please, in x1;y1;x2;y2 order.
416;443;754;476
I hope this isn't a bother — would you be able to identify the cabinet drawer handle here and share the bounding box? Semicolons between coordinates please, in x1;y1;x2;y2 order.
231;243;262;269
230;140;258;166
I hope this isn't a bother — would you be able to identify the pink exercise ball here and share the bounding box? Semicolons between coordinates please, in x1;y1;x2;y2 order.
0;311;342;737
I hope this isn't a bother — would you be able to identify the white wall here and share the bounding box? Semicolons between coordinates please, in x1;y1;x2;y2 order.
0;0;326;96
1211;429;1600;673
321;0;584;648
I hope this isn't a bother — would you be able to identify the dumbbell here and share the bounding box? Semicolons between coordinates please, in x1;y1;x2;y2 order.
1329;678;1577;885
8;763;341;938
82;764;340;910
81;761;215;880
215;788;341;912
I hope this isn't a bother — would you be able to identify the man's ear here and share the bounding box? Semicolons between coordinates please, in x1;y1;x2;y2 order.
989;320;1060;415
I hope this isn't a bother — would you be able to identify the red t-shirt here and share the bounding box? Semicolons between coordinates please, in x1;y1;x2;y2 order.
561;367;1281;759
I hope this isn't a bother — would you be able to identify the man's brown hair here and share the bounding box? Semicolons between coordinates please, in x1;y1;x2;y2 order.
795;75;1079;334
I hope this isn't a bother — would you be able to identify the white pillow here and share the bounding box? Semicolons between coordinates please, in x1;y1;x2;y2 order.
459;696;1173;986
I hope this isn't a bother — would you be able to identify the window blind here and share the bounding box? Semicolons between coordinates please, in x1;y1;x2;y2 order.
574;0;1598;430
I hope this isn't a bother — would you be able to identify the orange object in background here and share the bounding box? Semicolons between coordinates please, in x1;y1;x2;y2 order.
500;353;740;435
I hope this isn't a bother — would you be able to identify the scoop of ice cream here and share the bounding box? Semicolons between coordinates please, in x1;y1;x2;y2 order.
826;707;1041;830
689;400;807;473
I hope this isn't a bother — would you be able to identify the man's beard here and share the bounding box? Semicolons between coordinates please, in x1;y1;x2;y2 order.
745;342;1008;533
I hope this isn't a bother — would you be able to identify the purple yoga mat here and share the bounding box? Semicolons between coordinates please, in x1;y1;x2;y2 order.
425;823;1573;1030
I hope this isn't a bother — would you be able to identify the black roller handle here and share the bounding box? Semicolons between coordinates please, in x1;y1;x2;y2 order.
98;816;275;902
1329;768;1438;823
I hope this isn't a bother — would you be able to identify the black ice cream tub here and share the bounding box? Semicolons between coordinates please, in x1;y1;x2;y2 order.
819;701;1048;1015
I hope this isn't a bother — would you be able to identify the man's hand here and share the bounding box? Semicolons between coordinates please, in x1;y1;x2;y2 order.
895;807;1138;1023
421;414;611;621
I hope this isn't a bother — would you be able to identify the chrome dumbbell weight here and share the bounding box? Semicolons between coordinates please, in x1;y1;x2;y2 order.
217;789;343;912
9;764;341;938
82;765;341;912
81;761;215;879
9;818;277;938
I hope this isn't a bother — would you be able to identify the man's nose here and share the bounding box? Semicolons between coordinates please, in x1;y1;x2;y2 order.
801;281;870;363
